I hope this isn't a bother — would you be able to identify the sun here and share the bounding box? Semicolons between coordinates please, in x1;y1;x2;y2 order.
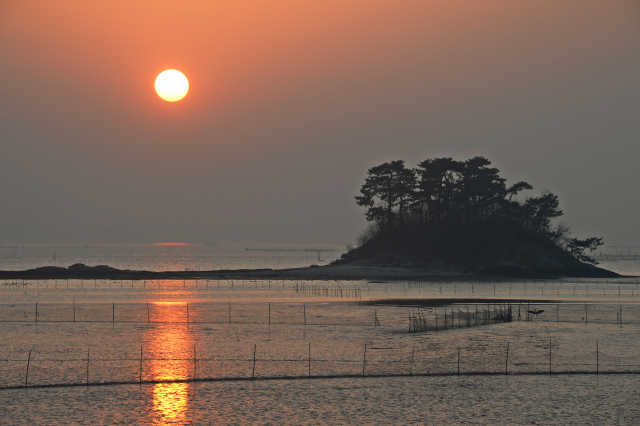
155;70;189;102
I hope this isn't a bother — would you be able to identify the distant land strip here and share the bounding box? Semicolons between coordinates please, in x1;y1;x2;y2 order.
0;262;624;281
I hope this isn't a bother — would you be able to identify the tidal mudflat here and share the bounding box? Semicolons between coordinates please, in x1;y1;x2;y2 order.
2;275;640;424
3;375;639;425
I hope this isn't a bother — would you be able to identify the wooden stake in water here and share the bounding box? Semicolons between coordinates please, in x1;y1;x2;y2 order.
87;347;90;385
228;302;231;324
308;342;311;378
362;344;367;376
112;303;115;323
147;302;150;323
585;302;588;324
25;350;31;388
505;342;510;374
304;304;306;325
457;347;461;375
269;303;271;325
140;346;143;383
35;302;38;324
187;303;190;324
549;338;552;374
596;339;599;374
73;301;76;323
193;345;197;381
251;344;257;380
410;341;415;376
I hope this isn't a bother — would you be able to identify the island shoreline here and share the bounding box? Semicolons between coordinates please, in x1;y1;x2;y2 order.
0;262;625;281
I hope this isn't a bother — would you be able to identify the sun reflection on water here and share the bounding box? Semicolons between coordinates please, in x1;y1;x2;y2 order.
152;382;190;421
146;302;195;423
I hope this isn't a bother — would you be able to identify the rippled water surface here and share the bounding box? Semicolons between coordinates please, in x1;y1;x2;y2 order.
1;246;639;424
3;375;639;425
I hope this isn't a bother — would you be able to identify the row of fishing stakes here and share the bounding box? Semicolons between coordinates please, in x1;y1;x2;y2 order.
21;338;607;389
403;279;639;297
407;302;631;331
11;278;640;299
19;279;365;298
11;278;640;288
22;341;313;388
403;338;598;377
409;304;513;333
18;341;368;388
295;282;362;299
30;302;319;325
22;301;630;326
27;343;200;388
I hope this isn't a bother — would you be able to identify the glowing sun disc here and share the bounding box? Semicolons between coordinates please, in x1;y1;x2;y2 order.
155;70;189;102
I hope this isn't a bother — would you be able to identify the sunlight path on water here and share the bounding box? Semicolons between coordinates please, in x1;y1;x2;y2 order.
1;248;639;424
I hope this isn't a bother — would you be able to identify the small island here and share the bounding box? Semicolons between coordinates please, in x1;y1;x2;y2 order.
337;156;618;278
0;157;620;280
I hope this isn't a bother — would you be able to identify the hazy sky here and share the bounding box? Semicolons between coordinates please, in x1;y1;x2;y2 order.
1;1;639;245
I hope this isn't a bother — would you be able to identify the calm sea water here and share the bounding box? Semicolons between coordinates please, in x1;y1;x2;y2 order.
1;245;639;424
0;243;347;272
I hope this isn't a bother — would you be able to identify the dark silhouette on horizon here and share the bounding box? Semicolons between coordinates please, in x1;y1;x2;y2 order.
344;156;606;275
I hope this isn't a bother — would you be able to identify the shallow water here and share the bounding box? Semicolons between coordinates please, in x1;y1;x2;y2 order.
2;375;639;425
2;274;640;304
1;246;639;424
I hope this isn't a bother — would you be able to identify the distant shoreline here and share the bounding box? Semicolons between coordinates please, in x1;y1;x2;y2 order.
0;262;624;281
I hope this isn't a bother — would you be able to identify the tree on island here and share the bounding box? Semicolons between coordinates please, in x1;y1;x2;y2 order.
354;160;416;229
354;156;603;265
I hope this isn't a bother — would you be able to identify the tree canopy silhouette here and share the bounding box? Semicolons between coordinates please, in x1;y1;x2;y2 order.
355;156;602;264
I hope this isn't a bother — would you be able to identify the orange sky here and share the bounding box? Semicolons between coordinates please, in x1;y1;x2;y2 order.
5;1;627;137
1;1;640;243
